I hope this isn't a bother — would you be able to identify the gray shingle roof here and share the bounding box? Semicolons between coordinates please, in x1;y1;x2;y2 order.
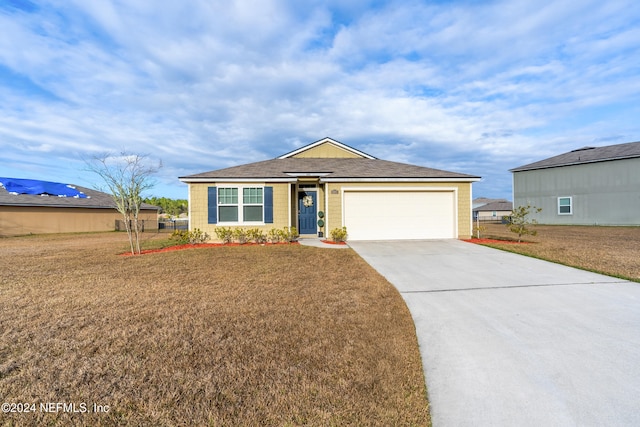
180;158;480;181
473;200;513;212
0;182;158;210
510;141;640;172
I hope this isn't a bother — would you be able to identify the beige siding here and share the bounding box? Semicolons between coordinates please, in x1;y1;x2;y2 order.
272;183;289;227
317;184;325;215
291;143;364;158
289;184;297;228
326;183;342;233
0;206;158;237
325;182;473;239
189;182;291;240
457;183;472;238
189;183;209;233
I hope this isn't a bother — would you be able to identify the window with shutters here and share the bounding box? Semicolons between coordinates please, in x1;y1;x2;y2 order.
218;187;263;223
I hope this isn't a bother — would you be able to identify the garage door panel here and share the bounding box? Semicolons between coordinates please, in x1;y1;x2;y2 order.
344;191;455;240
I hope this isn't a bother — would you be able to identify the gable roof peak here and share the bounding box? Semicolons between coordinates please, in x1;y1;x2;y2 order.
278;137;377;159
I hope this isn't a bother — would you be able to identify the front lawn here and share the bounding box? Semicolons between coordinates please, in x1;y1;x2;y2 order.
477;223;640;282
0;233;429;426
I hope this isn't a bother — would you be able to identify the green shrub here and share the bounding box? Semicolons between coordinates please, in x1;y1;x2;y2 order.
188;228;210;244
330;226;348;243
170;229;209;244
233;228;248;244
281;226;299;243
246;228;267;244
169;230;189;244
214;227;234;244
213;227;298;244
267;228;281;243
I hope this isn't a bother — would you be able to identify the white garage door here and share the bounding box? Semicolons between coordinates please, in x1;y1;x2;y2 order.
343;190;456;240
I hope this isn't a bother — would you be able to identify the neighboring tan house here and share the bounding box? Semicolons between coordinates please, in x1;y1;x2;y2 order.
0;177;159;236
473;200;513;222
473;197;501;209
510;141;640;225
179;137;481;240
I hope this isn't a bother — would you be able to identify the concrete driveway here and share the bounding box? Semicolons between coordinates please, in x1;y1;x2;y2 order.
349;239;640;427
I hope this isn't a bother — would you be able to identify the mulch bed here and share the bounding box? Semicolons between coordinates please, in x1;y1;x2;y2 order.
321;240;347;245
464;238;532;245
120;241;300;256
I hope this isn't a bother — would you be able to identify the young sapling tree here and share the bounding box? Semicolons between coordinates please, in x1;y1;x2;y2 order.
507;204;542;242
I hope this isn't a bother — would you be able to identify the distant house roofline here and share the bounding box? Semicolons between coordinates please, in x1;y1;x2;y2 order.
0;177;158;210
473;200;513;212
510;141;640;172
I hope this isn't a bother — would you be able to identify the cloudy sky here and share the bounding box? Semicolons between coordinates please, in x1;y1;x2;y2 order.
1;0;639;200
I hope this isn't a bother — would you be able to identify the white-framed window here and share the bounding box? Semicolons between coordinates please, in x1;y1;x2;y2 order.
242;187;263;222
558;196;572;215
218;188;238;222
218;187;264;223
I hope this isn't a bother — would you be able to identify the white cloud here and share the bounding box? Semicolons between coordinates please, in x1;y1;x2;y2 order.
0;0;639;199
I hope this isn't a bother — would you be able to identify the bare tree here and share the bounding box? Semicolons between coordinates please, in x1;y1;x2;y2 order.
86;152;160;255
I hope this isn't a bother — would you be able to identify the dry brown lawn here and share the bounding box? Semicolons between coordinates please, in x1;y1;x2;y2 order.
0;233;429;426
479;223;640;282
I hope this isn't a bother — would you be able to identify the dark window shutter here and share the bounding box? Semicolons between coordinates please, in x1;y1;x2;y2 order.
208;187;217;224
264;186;273;223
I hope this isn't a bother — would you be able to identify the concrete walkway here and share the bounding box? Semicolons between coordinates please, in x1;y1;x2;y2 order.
349;239;640;427
298;237;349;249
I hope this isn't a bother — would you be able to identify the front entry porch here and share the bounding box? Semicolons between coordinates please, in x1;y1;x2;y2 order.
294;183;323;237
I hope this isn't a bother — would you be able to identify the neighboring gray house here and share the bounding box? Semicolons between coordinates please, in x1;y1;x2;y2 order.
510;141;640;225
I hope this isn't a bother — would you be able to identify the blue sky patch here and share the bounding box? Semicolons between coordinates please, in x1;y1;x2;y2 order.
0;0;638;200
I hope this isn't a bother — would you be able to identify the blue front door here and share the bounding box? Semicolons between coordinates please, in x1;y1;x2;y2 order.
298;191;317;235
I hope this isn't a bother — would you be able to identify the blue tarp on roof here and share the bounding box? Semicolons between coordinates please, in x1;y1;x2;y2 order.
0;178;88;198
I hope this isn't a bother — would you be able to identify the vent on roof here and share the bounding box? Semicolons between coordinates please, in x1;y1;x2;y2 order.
570;146;596;152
